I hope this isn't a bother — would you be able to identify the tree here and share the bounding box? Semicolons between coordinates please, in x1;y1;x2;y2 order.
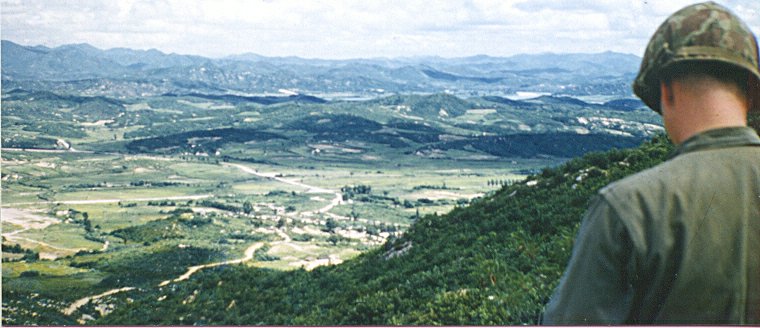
82;212;93;232
243;201;254;214
325;218;338;233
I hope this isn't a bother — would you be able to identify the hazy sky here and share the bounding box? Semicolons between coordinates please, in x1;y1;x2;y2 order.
2;0;758;59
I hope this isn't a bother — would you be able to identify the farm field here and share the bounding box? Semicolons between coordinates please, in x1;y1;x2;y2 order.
2;147;528;259
2;145;533;323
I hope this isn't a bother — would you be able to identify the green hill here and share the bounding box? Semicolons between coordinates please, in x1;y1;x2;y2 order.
370;93;475;117
95;134;675;325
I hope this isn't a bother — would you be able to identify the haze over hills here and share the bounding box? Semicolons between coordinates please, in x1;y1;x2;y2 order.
1;40;640;99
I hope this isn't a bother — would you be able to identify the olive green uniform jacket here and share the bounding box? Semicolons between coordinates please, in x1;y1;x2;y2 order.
542;127;760;325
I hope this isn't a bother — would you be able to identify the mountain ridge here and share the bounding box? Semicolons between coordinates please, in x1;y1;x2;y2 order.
2;40;641;98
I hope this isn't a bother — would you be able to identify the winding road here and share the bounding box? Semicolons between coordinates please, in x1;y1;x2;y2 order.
158;242;264;287
63;241;265;316
0;208;86;258
63;287;136;316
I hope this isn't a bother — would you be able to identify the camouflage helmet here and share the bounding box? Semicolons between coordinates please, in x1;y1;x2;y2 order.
633;1;760;113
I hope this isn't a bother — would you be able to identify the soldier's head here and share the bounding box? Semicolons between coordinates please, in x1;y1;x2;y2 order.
633;1;760;115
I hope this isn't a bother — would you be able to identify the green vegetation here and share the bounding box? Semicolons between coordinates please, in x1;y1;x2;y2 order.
91;135;674;325
1;84;671;325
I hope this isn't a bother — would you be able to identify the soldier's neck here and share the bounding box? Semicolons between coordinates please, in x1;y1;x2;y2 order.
663;81;749;145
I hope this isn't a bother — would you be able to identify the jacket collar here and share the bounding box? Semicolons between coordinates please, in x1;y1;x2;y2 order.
672;126;760;158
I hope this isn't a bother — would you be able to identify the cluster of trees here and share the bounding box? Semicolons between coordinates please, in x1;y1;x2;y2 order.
62;208;96;233
129;180;185;187
411;182;452;190
487;179;517;187
341;184;372;201
95;134;674;325
1;242;40;262
197;200;241;213
147;200;177;207
109;208;211;244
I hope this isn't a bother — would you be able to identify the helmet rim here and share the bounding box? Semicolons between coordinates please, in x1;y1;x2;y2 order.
632;1;760;113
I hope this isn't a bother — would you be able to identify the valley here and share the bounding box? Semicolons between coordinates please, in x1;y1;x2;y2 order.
1;140;529;324
1;42;665;325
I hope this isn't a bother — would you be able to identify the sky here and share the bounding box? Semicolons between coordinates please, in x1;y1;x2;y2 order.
1;0;758;60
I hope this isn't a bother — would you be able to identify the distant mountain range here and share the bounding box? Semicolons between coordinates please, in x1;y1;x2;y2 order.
1;40;641;98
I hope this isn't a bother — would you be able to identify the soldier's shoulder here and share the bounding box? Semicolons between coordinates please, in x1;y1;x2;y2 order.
598;159;680;200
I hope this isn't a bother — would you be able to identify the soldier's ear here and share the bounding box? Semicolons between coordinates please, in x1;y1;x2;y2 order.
747;74;759;113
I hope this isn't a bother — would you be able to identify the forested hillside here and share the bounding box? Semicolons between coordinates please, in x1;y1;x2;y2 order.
95;134;676;325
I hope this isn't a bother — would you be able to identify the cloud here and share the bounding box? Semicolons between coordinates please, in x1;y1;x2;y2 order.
1;0;758;59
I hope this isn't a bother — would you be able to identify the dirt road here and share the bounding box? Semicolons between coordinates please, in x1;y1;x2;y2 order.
158;242;264;286
226;162;344;215
63;287;136;316
1;148;93;154
0;208;85;258
4;194;213;207
1;208;59;229
225;163;335;194
64;241;265;316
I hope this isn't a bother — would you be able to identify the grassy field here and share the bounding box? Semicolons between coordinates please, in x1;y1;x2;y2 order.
2;147;531;266
2;136;539;326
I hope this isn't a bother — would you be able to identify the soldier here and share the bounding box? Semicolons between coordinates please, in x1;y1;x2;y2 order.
542;2;759;324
